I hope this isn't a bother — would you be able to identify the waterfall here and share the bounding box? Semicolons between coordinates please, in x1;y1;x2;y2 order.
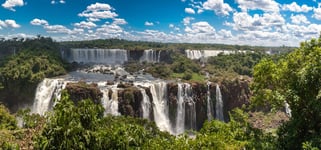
185;50;202;60
101;87;120;116
68;48;128;65
175;83;186;135
215;84;224;121
285;101;292;117
149;81;172;133
32;78;66;115
139;87;151;119
140;49;161;63
206;82;214;120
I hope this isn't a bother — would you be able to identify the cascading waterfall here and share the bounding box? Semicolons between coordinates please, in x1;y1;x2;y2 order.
139;87;151;119
285;101;292;117
32;78;66;115
215;84;224;121
149;81;172;133
185;50;202;60
68;48;128;64
175;83;186;135
101;87;120;116
140;49;161;63
206;82;214;120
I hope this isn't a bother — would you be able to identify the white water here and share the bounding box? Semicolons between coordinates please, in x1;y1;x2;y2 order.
285;101;292;117
215;84;224;121
185;50;203;60
32;78;66;115
139;87;151;119
175;83;186;135
140;49;161;63
181;83;196;131
68;48;128;64
186;50;243;60
149;81;172;133
206;82;213;120
100;86;120;116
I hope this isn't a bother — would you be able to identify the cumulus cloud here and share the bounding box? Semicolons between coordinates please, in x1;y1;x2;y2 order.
144;21;154;26
235;0;279;12
185;21;215;34
182;17;194;25
313;4;321;20
290;14;310;24
74;21;97;29
185;8;195;14
202;0;233;16
30;18;49;26
78;3;118;22
113;18;127;25
0;19;20;29
282;2;313;12
229;12;285;31
2;0;24;11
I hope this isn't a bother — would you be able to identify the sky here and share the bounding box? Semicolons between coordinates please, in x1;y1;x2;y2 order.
0;0;321;46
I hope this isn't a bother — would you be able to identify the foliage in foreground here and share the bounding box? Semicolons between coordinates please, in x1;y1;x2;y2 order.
252;35;321;149
32;91;275;149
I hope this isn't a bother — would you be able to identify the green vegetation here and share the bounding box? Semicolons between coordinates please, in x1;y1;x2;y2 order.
252;35;321;149
61;38;295;51
0;36;67;109
0;91;275;149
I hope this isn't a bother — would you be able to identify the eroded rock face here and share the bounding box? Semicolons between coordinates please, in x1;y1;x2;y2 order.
65;81;103;104
191;82;207;130
118;87;143;117
219;78;251;121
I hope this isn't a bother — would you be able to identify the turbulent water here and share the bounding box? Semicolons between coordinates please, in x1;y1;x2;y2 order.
100;84;120;116
32;78;67;115
215;84;224;121
67;48;128;64
140;49;161;63
32;48;229;135
206;82;214;120
185;50;246;60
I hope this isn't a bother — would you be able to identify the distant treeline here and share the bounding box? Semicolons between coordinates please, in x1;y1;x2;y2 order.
60;38;296;51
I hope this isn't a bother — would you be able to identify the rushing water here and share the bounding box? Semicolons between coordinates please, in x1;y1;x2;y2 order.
140;49;161;63
139;87;151;119
67;48;128;65
32;78;67;115
149;81;172;133
206;82;214;120
175;83;186;135
215;84;224;121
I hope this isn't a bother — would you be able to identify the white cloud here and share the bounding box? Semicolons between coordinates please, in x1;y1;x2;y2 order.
30;18;49;26
229;12;285;31
235;0;279;12
169;24;180;31
185;8;195;14
74;21;97;29
78;3;118;22
0;19;20;29
218;29;233;38
2;0;24;11
313;4;321;20
185;21;215;34
144;21;154;26
113;18;127;25
290;14;310;24
202;0;233;16
44;25;72;34
182;17;194;25
282;2;313;12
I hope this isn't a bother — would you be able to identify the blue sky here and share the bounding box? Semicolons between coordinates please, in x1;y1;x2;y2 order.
0;0;321;46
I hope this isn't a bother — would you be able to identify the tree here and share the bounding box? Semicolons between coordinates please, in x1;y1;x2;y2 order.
252;35;321;149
